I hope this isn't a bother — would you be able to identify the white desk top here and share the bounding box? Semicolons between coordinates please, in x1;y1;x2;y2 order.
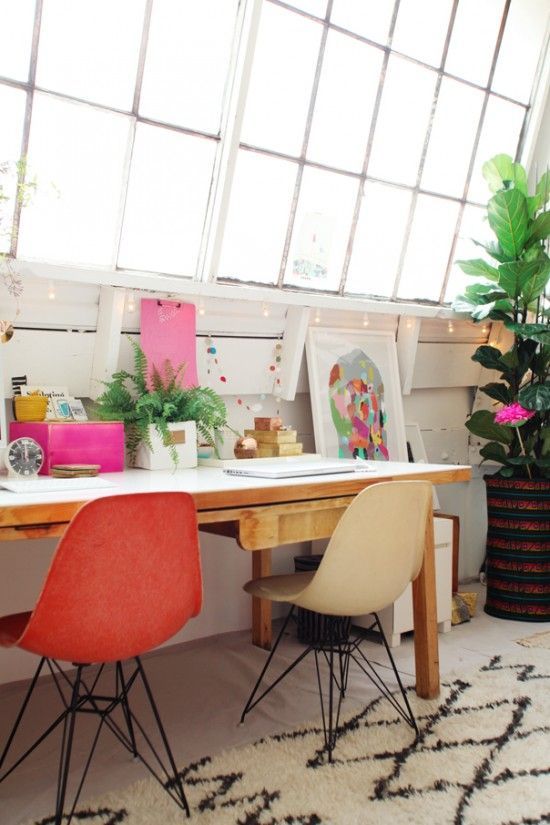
0;461;471;510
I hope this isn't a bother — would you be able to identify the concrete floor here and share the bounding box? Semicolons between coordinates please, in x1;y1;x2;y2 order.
0;583;547;825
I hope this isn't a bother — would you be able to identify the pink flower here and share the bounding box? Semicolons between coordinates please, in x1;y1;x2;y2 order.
494;402;535;426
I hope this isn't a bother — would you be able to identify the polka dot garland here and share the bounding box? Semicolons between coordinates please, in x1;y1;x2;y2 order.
204;336;283;414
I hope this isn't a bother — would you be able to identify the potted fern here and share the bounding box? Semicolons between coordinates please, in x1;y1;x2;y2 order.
95;338;229;470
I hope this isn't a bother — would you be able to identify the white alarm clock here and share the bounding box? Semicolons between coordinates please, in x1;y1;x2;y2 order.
5;437;45;477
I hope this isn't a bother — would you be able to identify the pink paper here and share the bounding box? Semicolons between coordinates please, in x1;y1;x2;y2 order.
140;299;198;388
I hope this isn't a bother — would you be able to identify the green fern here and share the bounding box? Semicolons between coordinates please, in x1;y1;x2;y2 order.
95;338;229;468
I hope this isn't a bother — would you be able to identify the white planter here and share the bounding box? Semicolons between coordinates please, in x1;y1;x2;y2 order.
135;421;198;470
214;426;237;459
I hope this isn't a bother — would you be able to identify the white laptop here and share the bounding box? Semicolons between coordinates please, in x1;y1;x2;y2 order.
223;459;377;479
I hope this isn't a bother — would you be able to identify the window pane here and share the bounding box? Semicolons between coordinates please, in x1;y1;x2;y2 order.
444;204;491;303
286;0;327;17
397;194;460;300
422;79;485;198
240;3;322;156
368;56;437;185
219;150;297;285
0;0;35;81
445;0;505;87
284;167;358;291
307;31;383;172
36;0;145;110
493;0;549;103
345;182;412;297
0;86;27;253
18;94;132;266
393;0;454;67
140;0;239;134
118;124;216;276
331;0;394;44
468;96;525;203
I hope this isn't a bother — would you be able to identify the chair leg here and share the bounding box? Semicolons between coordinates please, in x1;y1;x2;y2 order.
135;657;190;818
373;613;418;734
54;665;83;825
117;662;138;758
240;605;313;723
0;657;46;774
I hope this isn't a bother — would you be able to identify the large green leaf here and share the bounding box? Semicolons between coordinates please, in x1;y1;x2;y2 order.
526;211;550;246
497;260;549;301
518;382;550;412
480;382;512;404
456;258;500;281
505;322;550;345
479;441;509;465
466;410;513;444
482;154;528;195
487;189;529;259
470;300;513;321
541;427;550;456
472;239;512;263
464;282;506;301
471;345;507;371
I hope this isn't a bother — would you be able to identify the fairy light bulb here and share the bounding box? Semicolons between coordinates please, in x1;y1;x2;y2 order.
362;313;370;327
262;302;270;318
448;321;454;333
127;291;136;313
481;324;488;336
47;281;56;301
406;318;413;329
314;309;321;324
198;298;205;317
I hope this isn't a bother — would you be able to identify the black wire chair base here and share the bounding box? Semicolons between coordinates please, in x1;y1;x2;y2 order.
240;607;418;762
0;656;190;824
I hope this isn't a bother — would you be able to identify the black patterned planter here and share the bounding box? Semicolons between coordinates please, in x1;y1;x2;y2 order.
485;476;550;621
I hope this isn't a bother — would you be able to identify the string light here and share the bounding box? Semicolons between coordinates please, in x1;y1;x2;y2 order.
362;313;370;327
127;291;136;313
405;318;413;329
314;309;321;324
481;324;488;336
198;298;206;316
47;281;56;301
262;302;270;318
448;321;454;333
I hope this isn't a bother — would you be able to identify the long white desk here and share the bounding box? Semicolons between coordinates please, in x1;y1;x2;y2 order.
0;461;471;698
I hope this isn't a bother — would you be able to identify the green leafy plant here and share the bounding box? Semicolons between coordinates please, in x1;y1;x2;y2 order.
452;154;550;479
1;158;37;302
95;338;229;468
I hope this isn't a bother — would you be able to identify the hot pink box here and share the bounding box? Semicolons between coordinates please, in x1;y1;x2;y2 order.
9;421;125;475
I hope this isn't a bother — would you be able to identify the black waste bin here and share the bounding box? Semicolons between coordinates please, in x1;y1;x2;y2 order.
294;554;351;645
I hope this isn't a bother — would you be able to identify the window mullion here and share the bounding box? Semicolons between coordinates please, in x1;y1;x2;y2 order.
197;0;263;284
112;0;153;271
11;0;43;259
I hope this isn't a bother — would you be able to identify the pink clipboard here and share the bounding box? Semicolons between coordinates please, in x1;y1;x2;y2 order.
140;299;198;388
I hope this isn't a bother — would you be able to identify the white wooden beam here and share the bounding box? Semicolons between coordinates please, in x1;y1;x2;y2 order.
89;286;126;399
396;315;421;395
279;306;310;401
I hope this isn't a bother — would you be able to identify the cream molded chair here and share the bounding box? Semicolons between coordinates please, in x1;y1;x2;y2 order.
240;480;432;761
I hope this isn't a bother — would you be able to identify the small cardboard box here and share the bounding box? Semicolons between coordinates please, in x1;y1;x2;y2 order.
253;417;283;431
9;421;125;475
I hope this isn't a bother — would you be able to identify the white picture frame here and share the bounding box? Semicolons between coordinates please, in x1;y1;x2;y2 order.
306;328;408;462
405;422;441;509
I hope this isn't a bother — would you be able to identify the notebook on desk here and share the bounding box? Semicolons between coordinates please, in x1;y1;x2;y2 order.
223;459;377;479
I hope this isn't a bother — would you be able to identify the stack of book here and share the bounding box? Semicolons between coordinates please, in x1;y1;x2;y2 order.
51;464;100;478
244;420;303;458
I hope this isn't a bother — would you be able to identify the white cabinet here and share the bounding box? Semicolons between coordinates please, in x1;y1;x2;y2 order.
354;516;453;647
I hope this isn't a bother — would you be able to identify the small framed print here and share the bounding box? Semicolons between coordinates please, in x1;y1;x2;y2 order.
68;398;88;421
52;397;72;420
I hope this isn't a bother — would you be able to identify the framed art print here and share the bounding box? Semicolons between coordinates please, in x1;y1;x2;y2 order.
306;328;408;463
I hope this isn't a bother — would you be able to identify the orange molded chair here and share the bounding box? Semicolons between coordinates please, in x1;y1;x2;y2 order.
0;492;202;823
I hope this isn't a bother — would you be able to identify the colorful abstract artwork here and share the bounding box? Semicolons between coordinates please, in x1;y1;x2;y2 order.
329;348;388;460
306;329;407;463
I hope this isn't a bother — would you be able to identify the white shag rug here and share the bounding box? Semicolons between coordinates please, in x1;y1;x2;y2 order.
28;650;550;825
516;630;550;650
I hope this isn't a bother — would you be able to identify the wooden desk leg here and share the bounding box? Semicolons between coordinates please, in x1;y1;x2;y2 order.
252;548;272;650
412;509;440;699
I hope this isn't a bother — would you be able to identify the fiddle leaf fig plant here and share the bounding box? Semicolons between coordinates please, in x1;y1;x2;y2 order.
95;338;229;468
452;154;550;479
